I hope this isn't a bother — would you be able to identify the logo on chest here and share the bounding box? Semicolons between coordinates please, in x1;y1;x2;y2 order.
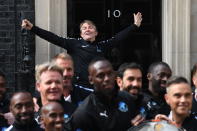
99;110;108;118
118;101;128;112
81;45;89;48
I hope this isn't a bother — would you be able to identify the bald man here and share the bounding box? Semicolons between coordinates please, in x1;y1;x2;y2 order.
41;102;65;131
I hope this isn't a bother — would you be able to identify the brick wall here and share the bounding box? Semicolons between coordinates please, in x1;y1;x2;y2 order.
0;0;35;94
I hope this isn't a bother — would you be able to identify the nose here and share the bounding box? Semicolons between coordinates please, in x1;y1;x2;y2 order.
63;69;69;76
56;115;64;122
104;75;110;82
51;82;57;88
162;76;168;81
21;106;27;113
180;96;186;102
132;80;139;87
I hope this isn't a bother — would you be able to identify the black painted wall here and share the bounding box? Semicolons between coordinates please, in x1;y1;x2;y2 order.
0;0;35;94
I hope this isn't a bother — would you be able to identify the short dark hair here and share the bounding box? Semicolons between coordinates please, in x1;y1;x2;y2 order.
148;62;171;73
88;58;112;74
117;62;143;78
166;76;189;88
10;91;33;104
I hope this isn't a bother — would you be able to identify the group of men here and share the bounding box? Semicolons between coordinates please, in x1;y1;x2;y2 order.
0;11;197;131
1;53;197;131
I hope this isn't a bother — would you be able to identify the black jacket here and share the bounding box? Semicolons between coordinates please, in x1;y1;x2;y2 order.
35;97;76;123
70;84;93;106
142;89;170;120
7;120;43;131
71;91;138;131
181;114;197;131
31;25;139;88
191;92;197;115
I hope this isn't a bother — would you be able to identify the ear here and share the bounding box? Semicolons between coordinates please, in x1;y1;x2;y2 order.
80;32;82;37
36;82;41;92
164;94;170;105
89;76;94;85
116;77;123;90
192;76;197;86
9;105;12;113
95;31;98;37
147;73;152;80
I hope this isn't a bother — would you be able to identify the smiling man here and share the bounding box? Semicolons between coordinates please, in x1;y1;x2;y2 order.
7;92;43;131
143;62;172;119
156;76;197;131
117;62;143;97
22;12;142;89
35;62;76;124
36;63;64;105
41;102;65;131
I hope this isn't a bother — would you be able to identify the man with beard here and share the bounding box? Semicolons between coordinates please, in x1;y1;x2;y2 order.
117;62;143;101
116;63;145;126
6;92;43;131
143;62;172;119
71;59;138;131
40;102;65;131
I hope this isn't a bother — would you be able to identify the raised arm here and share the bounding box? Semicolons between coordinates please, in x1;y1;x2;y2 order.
98;12;143;48
22;19;33;30
21;19;67;49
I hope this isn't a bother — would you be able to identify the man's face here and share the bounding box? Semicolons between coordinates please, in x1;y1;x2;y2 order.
0;76;6;101
80;23;98;42
37;71;63;102
55;59;74;88
10;93;34;125
118;69;142;96
42;104;64;131
165;83;192;117
89;61;116;95
149;65;172;95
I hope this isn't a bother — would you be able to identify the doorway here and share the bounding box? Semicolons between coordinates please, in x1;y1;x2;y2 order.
67;0;162;78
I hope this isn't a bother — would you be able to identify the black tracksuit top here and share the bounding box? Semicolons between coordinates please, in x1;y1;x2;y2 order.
31;25;139;88
8;120;43;131
71;91;138;131
181;114;197;131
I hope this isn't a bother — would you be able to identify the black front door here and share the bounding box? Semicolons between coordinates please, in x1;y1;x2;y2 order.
67;0;162;74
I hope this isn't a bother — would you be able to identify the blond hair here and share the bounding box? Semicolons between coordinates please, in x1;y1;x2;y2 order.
52;52;73;63
35;62;63;83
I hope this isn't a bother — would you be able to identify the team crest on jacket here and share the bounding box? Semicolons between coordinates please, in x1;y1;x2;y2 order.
118;101;128;112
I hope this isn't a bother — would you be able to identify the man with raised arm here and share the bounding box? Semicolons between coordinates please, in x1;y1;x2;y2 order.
21;13;142;88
